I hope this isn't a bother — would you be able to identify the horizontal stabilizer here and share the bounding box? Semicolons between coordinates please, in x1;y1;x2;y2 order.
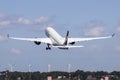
52;45;84;48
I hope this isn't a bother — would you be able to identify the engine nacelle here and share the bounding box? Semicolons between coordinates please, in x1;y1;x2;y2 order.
34;41;41;45
69;42;75;45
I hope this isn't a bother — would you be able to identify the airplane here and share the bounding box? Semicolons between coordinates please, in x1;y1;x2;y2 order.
8;27;115;50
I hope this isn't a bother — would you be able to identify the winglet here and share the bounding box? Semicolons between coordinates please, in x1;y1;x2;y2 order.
7;34;10;38
112;33;115;37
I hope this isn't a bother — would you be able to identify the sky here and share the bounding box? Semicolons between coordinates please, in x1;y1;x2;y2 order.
0;0;120;72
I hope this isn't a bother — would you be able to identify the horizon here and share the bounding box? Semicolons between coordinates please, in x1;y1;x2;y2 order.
0;0;120;72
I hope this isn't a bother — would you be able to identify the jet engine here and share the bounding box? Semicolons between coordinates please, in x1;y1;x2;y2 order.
69;42;75;45
34;41;41;45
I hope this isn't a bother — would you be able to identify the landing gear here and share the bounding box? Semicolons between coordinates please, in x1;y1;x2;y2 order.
46;44;51;50
46;47;51;50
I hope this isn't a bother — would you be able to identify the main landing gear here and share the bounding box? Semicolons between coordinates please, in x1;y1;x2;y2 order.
46;44;51;50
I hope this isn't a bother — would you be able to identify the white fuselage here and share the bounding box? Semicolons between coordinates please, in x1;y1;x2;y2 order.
45;27;64;46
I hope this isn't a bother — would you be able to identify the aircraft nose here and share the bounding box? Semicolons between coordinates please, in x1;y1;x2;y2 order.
46;27;52;30
45;27;50;33
45;27;53;32
45;27;52;37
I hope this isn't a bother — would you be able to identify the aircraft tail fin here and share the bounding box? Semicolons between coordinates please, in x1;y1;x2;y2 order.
64;30;69;45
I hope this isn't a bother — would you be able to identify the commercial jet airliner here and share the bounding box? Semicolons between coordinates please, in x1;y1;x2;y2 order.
8;27;115;50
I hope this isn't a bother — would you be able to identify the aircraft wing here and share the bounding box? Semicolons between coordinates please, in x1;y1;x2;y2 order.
8;36;52;44
68;34;115;44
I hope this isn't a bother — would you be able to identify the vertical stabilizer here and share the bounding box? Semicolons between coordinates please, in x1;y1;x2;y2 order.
64;30;69;45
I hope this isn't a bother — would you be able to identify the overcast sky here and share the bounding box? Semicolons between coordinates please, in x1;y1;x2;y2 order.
0;0;120;72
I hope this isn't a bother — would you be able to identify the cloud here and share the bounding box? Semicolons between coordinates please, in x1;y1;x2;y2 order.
17;16;52;25
114;46;120;52
0;21;11;26
85;27;104;36
116;27;120;32
0;14;14;27
0;35;7;41
0;14;5;18
88;45;103;50
17;17;31;25
11;48;21;55
0;13;53;29
82;20;106;37
35;16;50;23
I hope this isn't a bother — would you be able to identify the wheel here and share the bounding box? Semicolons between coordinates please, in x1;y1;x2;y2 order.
49;47;51;50
46;47;48;50
46;47;51;50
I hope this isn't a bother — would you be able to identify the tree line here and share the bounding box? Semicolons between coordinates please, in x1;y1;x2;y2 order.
0;70;120;80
